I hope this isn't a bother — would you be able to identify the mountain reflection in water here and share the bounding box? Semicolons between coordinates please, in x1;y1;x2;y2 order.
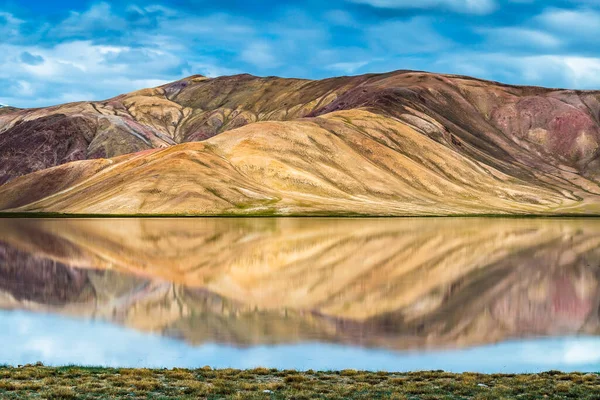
0;217;599;357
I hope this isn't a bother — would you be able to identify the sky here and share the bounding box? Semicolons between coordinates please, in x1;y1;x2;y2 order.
3;310;600;372
0;0;599;107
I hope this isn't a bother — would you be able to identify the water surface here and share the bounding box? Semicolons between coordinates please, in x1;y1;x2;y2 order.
1;217;600;372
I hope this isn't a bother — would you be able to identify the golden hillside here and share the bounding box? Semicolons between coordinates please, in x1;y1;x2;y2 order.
0;110;591;215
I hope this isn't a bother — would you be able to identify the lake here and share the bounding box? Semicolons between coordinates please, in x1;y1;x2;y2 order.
1;217;600;373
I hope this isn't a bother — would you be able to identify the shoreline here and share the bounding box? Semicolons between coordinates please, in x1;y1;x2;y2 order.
2;212;600;219
0;366;598;399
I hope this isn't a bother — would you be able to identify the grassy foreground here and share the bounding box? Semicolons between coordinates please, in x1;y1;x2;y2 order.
0;366;599;399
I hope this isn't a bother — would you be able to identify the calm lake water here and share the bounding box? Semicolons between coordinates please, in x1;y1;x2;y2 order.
1;217;600;373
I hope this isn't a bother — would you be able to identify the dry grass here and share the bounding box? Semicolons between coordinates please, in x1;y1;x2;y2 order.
0;365;598;399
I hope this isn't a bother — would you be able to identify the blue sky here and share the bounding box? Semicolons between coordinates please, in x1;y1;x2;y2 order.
1;0;599;107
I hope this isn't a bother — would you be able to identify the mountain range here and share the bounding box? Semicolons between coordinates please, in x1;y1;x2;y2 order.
1;71;600;215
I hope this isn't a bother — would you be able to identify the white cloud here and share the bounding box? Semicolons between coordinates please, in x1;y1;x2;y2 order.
0;40;188;106
19;41;131;77
435;52;600;89
50;2;127;38
240;42;280;68
127;4;177;17
348;0;497;15
326;61;369;74
560;56;600;87
16;81;34;96
563;342;600;364
479;27;562;48
0;11;24;39
536;8;600;35
185;62;240;78
0;11;24;25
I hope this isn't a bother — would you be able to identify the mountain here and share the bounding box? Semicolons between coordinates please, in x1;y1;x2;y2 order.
0;104;18;116
0;74;356;185
0;218;598;349
1;71;600;215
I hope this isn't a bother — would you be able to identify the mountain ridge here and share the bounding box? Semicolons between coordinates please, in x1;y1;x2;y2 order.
1;70;600;215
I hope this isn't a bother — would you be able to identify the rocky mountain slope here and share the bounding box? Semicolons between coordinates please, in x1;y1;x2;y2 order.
0;218;598;349
1;71;600;215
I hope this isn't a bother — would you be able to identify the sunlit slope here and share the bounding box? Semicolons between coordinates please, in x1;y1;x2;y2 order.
0;110;581;215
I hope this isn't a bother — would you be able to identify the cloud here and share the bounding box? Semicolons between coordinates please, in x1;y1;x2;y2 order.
559;56;600;87
435;52;600;89
563;342;600;364
0;11;24;40
479;27;562;49
326;60;370;74
348;0;497;15
184;61;240;78
240;42;280;68
536;8;600;36
0;40;188;106
50;2;128;39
